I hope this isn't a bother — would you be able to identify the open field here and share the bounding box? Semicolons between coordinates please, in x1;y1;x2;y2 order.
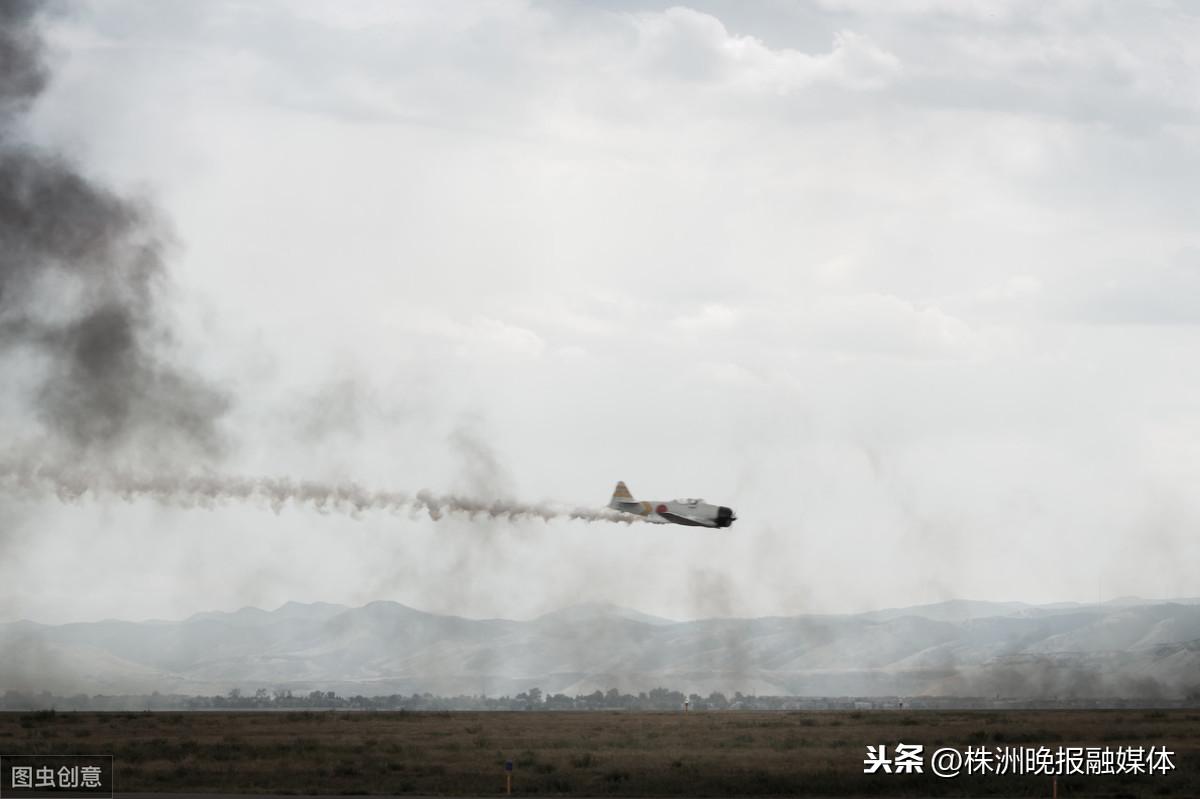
1;710;1197;797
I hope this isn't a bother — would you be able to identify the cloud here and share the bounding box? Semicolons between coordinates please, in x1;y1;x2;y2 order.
631;8;901;93
1067;249;1200;324
405;314;547;360
809;293;978;358
671;303;738;330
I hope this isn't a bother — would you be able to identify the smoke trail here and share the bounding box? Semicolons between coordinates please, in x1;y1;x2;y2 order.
0;461;644;524
0;0;227;465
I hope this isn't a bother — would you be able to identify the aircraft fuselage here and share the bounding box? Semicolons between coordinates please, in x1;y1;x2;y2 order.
608;482;736;528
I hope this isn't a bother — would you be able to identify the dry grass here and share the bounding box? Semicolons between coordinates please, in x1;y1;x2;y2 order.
1;709;1197;796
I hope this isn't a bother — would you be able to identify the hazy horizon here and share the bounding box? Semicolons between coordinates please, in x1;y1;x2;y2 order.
6;594;1200;700
6;593;1200;628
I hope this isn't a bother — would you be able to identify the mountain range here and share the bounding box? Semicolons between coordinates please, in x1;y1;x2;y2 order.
2;598;1199;699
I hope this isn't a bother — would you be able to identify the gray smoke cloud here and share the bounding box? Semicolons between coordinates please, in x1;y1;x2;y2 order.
0;0;227;464
0;460;643;524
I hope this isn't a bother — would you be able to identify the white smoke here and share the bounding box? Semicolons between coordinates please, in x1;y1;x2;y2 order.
0;460;644;524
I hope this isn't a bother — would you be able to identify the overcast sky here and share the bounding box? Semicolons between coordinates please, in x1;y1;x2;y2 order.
3;0;1200;624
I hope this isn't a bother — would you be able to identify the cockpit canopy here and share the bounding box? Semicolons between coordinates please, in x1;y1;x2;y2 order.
673;498;704;505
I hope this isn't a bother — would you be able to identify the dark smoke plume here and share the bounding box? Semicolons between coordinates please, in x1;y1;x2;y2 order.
0;461;644;524
0;0;227;463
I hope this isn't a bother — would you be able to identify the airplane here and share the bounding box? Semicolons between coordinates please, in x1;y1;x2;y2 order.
607;481;737;528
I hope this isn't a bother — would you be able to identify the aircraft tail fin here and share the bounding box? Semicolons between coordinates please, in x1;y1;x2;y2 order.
609;481;638;511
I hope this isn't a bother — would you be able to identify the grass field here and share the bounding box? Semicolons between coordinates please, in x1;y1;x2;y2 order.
1;709;1197;796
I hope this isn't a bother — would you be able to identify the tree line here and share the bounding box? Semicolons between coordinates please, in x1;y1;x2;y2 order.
3;687;762;711
3;688;1194;711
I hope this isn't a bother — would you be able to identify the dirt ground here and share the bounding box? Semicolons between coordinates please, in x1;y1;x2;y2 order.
1;709;1197;797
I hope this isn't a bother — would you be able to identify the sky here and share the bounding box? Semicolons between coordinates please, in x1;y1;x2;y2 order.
2;0;1200;624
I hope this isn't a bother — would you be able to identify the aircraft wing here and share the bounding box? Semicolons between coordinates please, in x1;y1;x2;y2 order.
657;510;715;527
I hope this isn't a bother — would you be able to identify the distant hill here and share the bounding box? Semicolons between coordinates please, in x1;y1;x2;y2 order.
2;598;1199;699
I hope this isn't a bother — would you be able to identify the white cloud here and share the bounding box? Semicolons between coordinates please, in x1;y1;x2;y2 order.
631;8;900;93
810;293;978;358
672;303;739;330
